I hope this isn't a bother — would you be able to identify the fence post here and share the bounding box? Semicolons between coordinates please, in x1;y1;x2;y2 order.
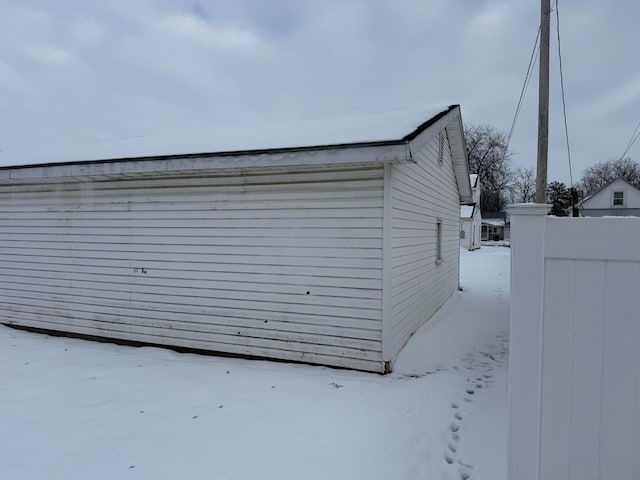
507;203;551;480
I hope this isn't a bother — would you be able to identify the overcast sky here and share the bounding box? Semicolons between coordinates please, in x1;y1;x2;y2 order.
1;0;638;184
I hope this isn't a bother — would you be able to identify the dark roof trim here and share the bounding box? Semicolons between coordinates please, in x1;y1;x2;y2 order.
460;202;477;219
0;105;458;172
403;105;458;142
0;138;409;172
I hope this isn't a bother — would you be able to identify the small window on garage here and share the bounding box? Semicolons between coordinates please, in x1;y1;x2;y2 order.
436;219;443;264
612;190;625;206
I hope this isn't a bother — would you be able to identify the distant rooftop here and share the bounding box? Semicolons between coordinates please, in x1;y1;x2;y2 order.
482;218;505;227
482;212;507;220
460;205;475;218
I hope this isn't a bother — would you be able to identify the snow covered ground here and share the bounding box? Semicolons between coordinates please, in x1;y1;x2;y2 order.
0;247;510;480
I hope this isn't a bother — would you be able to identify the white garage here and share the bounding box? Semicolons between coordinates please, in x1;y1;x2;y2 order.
0;105;471;373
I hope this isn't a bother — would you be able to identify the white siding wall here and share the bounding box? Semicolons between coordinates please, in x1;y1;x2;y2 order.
387;132;461;361
461;219;472;250
460;211;481;251
0;167;384;371
471;210;481;249
509;209;640;479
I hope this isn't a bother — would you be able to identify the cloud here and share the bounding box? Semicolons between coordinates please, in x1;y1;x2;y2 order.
156;12;261;51
469;2;510;39
0;59;26;91
595;76;640;113
0;0;639;181
70;16;105;46
25;44;72;65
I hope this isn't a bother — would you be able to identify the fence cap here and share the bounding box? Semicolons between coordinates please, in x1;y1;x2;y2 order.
507;203;552;216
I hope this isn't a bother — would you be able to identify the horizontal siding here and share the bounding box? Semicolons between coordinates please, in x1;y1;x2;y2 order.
389;132;461;361
0;167;385;372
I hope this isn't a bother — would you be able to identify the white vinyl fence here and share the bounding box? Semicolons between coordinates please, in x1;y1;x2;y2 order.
508;204;640;480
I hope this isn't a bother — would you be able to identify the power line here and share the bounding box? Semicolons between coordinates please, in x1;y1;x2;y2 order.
503;26;541;163
555;0;574;187
619;119;640;160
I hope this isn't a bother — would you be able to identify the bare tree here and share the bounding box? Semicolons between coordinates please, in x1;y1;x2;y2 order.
464;124;513;212
580;157;640;195
511;167;536;203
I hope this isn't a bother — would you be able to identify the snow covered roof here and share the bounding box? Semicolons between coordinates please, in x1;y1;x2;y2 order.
0;105;473;204
1;106;451;168
460;205;475;218
482;218;505;227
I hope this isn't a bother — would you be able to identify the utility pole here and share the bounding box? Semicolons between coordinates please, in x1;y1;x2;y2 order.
535;0;551;203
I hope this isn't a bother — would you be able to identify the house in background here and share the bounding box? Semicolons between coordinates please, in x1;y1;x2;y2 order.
578;178;640;217
0;105;472;374
481;212;509;241
460;173;481;250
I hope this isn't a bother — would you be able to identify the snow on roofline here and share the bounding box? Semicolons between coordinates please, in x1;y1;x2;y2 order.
0;104;471;204
482;218;505;227
0;105;455;169
460;204;475;218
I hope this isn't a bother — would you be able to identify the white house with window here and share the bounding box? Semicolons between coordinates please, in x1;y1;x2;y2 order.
460;174;481;250
481;212;509;241
578;178;640;217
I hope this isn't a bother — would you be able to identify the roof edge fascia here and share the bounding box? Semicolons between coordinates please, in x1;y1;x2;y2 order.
0;141;410;184
407;105;472;202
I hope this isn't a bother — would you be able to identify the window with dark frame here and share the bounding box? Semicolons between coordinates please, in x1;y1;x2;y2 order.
613;191;624;206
